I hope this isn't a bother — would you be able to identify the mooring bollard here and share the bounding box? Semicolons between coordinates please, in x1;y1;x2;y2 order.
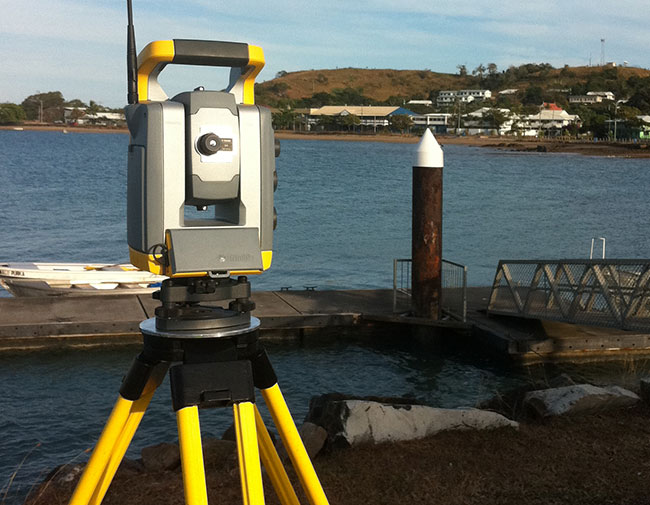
411;129;444;319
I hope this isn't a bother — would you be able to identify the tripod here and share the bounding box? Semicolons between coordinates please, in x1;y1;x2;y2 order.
67;276;329;505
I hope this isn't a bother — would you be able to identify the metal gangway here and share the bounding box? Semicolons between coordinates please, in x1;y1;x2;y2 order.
487;260;650;331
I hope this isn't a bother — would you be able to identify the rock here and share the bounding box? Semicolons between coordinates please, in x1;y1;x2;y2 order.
523;384;640;418
141;442;180;472
221;423;237;441
202;437;237;471
306;397;517;448
639;378;650;403
547;373;576;389
298;422;328;458
42;463;85;486
276;422;328;461
116;458;144;477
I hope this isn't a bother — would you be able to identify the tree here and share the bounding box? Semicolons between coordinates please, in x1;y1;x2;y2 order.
65;99;87;108
0;103;26;124
272;107;297;130
456;64;467;77
522;86;543;106
21;91;64;121
482;108;509;135
275;70;288;78
341;113;360;132
487;63;498;75
316;114;342;131
389;114;413;133
472;64;486;79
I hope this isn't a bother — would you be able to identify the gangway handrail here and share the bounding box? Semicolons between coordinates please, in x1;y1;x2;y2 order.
488;259;650;331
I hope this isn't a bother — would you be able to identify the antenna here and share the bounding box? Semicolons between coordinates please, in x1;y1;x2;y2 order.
126;0;139;104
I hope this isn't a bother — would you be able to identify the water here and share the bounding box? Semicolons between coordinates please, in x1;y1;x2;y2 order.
1;130;650;501
1;131;649;291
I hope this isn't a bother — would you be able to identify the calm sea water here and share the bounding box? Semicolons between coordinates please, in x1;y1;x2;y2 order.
1;130;649;502
1;131;649;290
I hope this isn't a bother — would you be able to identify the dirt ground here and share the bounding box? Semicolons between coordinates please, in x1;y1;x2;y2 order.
25;403;650;505
275;132;650;158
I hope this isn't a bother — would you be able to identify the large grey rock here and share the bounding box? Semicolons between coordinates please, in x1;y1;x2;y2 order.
307;398;517;447
523;384;640;418
141;442;180;472
640;378;650;403
276;422;328;461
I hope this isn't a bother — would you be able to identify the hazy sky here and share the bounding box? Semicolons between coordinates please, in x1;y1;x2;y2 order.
1;0;649;107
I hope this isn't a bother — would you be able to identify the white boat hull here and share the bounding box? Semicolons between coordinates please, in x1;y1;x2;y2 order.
0;263;166;297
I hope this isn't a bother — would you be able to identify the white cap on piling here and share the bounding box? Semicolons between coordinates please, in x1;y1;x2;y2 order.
415;128;444;168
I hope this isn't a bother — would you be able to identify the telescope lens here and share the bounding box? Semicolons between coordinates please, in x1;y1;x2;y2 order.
197;133;222;156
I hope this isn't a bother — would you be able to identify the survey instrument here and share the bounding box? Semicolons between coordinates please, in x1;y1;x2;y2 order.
66;2;330;505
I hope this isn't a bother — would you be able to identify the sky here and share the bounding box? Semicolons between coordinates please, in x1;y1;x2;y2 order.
1;0;649;108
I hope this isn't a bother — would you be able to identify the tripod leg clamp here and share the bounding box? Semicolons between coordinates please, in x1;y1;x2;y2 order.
170;361;255;411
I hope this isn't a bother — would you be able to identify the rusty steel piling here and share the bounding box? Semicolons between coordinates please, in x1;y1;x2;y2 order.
412;129;444;319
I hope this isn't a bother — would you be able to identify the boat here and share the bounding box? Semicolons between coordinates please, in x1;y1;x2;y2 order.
0;262;166;297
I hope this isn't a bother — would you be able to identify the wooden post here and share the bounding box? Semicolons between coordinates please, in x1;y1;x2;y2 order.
412;129;444;319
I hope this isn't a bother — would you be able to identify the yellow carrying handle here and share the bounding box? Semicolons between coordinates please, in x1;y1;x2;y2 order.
137;39;264;104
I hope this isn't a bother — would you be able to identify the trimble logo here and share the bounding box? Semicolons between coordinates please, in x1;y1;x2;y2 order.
217;253;255;263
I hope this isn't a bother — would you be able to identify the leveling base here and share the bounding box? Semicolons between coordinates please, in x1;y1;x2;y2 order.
67;286;329;505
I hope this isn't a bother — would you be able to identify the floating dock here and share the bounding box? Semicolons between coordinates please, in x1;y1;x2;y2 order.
0;288;649;362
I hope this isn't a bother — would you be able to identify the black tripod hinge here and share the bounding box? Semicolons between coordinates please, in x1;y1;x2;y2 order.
250;349;278;390
170;361;256;411
120;354;169;401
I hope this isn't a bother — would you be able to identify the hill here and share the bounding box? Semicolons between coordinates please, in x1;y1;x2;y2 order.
257;68;476;103
255;64;650;109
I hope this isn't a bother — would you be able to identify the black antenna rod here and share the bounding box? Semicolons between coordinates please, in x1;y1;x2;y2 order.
126;0;139;104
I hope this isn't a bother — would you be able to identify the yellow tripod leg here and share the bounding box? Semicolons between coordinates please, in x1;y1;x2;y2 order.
177;406;208;505
254;405;300;505
262;385;329;505
68;395;137;505
233;402;265;505
88;392;154;505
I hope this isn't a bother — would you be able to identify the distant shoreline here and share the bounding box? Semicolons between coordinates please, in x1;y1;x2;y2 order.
3;125;649;158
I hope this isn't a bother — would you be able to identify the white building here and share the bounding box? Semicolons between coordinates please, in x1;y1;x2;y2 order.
461;107;517;135
437;89;491;107
587;91;615;101
569;95;603;104
64;107;125;126
517;109;580;136
407;99;433;107
412;113;452;133
307;105;415;129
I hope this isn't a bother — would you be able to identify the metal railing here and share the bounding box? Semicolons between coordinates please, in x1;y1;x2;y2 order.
392;258;467;322
487;260;650;331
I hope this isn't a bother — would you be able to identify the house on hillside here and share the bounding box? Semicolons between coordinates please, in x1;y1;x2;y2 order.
436;89;491;107
517;108;580;136
569;95;603;104
460;107;517;135
407;99;433;107
587;91;615;101
306;105;416;131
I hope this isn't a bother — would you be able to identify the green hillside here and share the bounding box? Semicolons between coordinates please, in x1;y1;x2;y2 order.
255;64;650;113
